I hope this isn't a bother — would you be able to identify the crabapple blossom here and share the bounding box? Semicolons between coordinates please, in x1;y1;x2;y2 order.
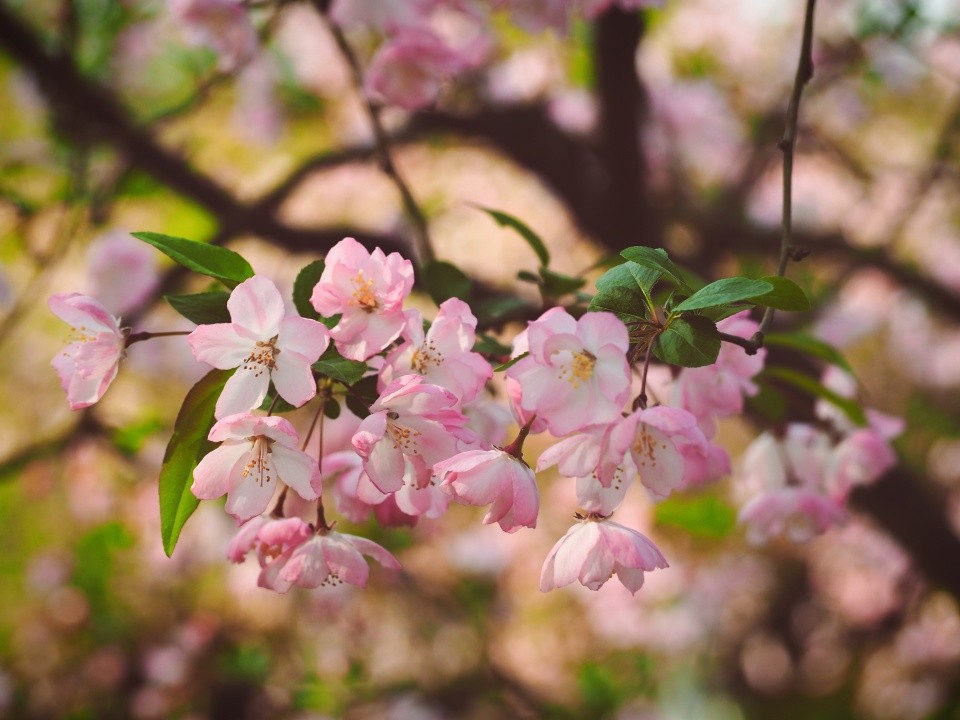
188;275;330;419
352;375;472;494
574;469;632;515
540;518;669;594
280;531;401;590
192;413;320;523
739;489;846;545
227;516;313;593
601;406;708;498
506;308;631;437
310;237;414;360
827;429;897;500
364;28;471;110
380;298;492;403
49;293;126;410
435;449;539;532
673;311;766;436
169;0;258;71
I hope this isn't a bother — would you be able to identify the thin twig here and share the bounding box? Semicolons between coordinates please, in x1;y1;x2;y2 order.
318;5;435;265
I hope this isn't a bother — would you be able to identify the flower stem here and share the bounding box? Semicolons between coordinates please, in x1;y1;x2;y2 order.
502;417;536;462
125;330;191;347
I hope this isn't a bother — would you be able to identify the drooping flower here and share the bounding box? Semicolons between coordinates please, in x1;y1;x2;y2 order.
49;293;126;410
506;308;631;437
280;531;402;590
739;488;846;545
189;275;330;418
540;518;669;594
352;375;471;494
310;238;414;360
380;299;492;403
193;413;320;523
227;516;313;593
435;448;539;532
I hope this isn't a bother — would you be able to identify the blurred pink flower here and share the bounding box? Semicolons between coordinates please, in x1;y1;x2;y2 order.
436;448;540;532
193;413;320;523
189;275;330;418
380;298;492;403
86;231;158;316
49;292;125;410
227;516;312;593
330;0;429;33
281;531;401;590
169;0;258;71
506;308;631;437
540;518;668;594
310;237;414;360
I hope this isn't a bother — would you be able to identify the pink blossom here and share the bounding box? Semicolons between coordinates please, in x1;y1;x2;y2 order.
324;450;375;524
310;238;414;360
49;293;125;410
193;413;320;523
380;299;492;403
679;440;731;489
364;28;469;110
435;449;539;532
673;312;766;435
464;396;514;448
227;516;313;593
329;0;429;33
86;231;158;316
816;366;905;440
280;531;401;590
506;309;631;437
602;406;708;498
540;518;668;594
739;489;846;545
828;429;897;500
352;375;470;494
189;275;330;418
574;468;632;515
169;0;258;71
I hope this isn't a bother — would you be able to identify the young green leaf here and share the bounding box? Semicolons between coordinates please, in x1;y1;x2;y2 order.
620;246;689;290
165;291;231;325
589;262;651;323
748;276;810;311
133;232;254;289
159;369;231;557
494;351;528;372
764;332;854;374
312;346;369;386
423;260;473;304
540;267;586;297
653;315;721;368
673;277;773;312
473;205;550;266
292;259;325;320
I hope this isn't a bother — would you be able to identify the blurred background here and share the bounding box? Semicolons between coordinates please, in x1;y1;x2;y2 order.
2;0;960;718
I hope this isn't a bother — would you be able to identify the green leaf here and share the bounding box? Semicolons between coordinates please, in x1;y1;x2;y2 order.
653;315;721;368
748;276;810;312
423;260;473;304
323;397;341;420
165;291;231;325
589;262;651;323
473;206;550;266
540;267;586;297
495;352;528;372
764;332;854;374
293;259;324;320
111;418;166;456
620;246;689;289
674;277;773;312
474;333;512;357
765;366;867;426
473;295;533;324
159;369;231;556
517;270;540;284
312;346;368;386
655;494;737;539
133;232;254;289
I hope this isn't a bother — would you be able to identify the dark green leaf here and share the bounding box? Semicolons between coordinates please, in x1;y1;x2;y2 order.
474;333;512;357
345;394;370;419
473;205;550;266
540;267;586;297
747;378;788;422
764;332;854;374
293;259;325;320
423;260;473;304
133;232;254;289
589;263;651;323
165;291;231;325
749;276;811;311
674;277;773;312
323;397;341;419
495;352;528;372
655;494;736;539
765;366;867;426
620;246;689;289
474;296;533;324
312;346;368;386
160;369;231;556
517;270;540;283
259;389;297;414
653;315;721;368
